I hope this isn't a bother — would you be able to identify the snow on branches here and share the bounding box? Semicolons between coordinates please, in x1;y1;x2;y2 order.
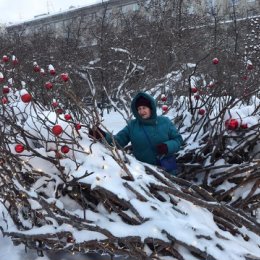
0;55;259;260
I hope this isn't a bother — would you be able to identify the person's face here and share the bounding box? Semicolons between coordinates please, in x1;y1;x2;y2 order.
137;106;152;119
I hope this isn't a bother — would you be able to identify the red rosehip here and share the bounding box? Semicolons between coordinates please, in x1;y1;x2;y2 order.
0;73;4;82
161;94;167;102
64;114;72;120
49;69;56;75
162;105;168;112
2;97;8;104
198;108;205;115
55;108;64;115
194;95;200;100
45;82;53;90
207;83;214;88
60;73;69;82
33;65;40;72
15;144;25;153
40;68;46;76
247;64;253;70
75;123;81;130
225;119;239;130
21;93;32;103
67;236;75;243
242;75;248;81
12;58;18;65
240;123;248;129
212;58;219;65
191;87;198;93
2;55;9;62
52;125;63;136
52;101;59;108
61;145;70;154
3;86;10;94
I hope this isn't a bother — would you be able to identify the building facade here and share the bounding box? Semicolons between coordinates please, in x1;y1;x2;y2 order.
203;0;259;18
6;0;260;38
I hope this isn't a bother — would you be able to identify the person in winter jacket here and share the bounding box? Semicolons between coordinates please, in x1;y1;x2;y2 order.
89;92;183;174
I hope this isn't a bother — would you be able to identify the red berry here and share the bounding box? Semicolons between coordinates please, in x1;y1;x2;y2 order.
15;144;25;153
55;108;63;115
191;87;198;93
64;114;72;120
40;69;46;76
247;64;253;70
49;69;56;75
52;125;63;136
225;119;239;130
240;123;248;129
2;97;8;104
242;75;248;81
194;95;200;100
0;73;4;82
45;82;53;90
67;236;75;243
52;101;59;108
34;65;40;72
12;58;18;65
2;55;9;62
60;73;69;82
162;105;168;112
3;86;10;94
212;58;219;65
198;108;205;115
161;94;167;102
21;93;32;103
61;145;70;154
75;123;81;130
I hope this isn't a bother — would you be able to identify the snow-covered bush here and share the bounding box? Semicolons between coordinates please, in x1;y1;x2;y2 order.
0;55;259;260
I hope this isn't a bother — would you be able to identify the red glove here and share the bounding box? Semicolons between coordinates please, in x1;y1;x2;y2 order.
156;143;168;155
89;126;106;140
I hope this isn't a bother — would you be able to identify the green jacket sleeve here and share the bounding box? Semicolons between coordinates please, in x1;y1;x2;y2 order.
105;125;131;148
164;118;183;154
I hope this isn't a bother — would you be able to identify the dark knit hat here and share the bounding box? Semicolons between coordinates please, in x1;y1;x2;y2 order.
135;96;152;110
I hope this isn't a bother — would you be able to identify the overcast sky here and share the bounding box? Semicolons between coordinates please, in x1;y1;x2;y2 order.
0;0;101;24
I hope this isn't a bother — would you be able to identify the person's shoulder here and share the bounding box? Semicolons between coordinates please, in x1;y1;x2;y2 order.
126;118;137;127
158;116;176;128
127;118;137;123
157;115;171;123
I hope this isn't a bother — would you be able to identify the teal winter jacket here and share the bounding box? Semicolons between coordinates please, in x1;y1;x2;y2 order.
105;92;183;165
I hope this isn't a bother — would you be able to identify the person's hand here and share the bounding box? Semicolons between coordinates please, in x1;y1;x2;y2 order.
156;143;168;155
89;126;106;140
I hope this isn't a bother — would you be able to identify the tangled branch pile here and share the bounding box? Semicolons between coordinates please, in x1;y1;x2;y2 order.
0;57;259;260
1;151;260;260
172;92;260;218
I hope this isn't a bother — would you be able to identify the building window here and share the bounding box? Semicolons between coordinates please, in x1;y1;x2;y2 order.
187;5;195;15
121;3;139;14
206;0;217;14
229;0;239;6
207;0;216;6
247;9;256;17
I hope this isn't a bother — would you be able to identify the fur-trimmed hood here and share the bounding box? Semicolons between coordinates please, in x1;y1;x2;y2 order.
131;92;157;124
